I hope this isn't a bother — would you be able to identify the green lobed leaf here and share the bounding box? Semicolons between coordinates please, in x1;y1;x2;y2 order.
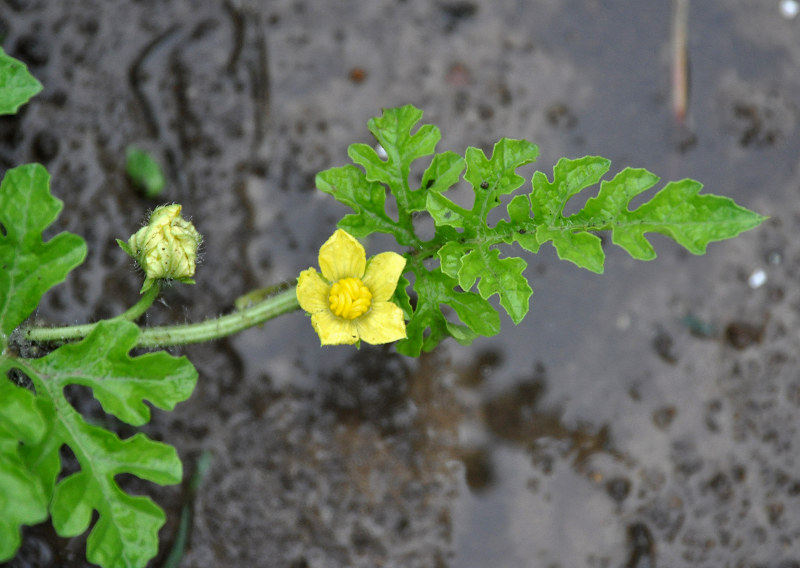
32;319;198;426
0;376;49;561
0;47;43;115
526;156;610;272
527;157;767;272
396;264;500;357
316;165;402;241
578;170;767;259
413;151;465;211
319;105;765;354
428;138;539;324
317;104;504;352
0;164;87;344
3;319;198;568
348;104;441;217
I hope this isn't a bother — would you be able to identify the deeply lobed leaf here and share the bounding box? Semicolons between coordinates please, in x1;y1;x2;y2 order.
0;155;197;566
317;105;765;354
318;105;503;356
5;319;199;568
0;164;87;343
528;157;767;272
429;139;539;324
316;165;401;240
32;319;198;426
348;104;441;217
396;265;499;357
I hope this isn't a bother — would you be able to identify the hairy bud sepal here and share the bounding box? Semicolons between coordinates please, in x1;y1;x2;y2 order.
118;204;202;294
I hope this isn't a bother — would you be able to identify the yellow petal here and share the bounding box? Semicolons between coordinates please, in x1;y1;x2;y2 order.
362;251;406;302
355;301;407;345
296;268;330;313
311;310;360;345
318;229;366;282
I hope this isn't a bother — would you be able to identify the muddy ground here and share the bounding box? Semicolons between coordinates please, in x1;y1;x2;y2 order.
2;0;800;566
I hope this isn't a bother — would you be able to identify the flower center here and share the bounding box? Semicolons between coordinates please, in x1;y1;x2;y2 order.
329;277;372;320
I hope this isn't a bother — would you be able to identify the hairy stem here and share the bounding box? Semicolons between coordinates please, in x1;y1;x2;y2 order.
136;287;299;347
22;285;301;349
22;284;161;344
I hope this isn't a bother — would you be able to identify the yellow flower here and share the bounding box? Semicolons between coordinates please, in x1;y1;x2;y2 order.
297;229;407;346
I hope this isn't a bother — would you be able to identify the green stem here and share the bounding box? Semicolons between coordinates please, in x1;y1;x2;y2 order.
22;284;301;349
22;284;161;344
120;282;162;320
136;287;299;348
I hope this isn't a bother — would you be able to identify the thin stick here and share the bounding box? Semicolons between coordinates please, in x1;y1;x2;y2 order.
672;0;690;124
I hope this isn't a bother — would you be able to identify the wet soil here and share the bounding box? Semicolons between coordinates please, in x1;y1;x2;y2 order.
2;0;800;566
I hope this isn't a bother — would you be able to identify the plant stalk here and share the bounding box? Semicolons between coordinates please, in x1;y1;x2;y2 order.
136;287;299;348
22;283;161;344
21;285;300;349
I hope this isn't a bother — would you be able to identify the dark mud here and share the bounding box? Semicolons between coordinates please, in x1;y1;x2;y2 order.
2;1;800;566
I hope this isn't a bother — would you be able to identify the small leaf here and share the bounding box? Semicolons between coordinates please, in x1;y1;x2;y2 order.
349;104;441;222
0;164;87;342
397;264;499;357
464;138;539;199
0;48;42;115
391;273;413;320
412;151;465;211
459;249;531;324
125;146;166;198
48;427;179;567
316;165;402;240
426;188;473;230
530;156;611;229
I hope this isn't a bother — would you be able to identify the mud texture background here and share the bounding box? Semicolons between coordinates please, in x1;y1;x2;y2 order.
2;1;800;566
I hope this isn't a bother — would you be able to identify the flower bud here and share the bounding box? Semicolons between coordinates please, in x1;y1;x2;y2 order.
120;204;202;293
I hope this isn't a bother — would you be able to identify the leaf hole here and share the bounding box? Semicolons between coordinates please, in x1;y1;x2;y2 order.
7;367;34;391
115;472;158;498
0;221;6;237
412;214;435;240
560;191;594;218
57;443;81;482
63;384;137;436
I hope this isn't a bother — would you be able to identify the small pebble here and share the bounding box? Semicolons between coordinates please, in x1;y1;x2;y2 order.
780;0;799;19
748;269;767;288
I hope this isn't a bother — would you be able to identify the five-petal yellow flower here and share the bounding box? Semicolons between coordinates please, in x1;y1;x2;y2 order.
297;229;407;345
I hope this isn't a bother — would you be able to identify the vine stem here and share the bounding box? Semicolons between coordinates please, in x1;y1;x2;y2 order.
22;285;301;349
136;287;299;348
22;283;162;344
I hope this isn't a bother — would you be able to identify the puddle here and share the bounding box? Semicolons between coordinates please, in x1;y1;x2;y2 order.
3;1;800;566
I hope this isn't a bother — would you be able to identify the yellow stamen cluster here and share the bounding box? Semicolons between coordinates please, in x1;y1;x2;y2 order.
329;277;372;319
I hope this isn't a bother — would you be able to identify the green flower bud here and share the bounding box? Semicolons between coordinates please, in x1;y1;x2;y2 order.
119;204;202;293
